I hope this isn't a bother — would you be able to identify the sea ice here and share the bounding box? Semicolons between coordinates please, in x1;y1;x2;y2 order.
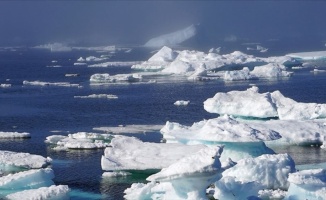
74;94;118;99
124;146;223;200
0;131;31;138
45;132;113;150
286;51;326;61
102;171;132;177
0;150;51;169
204;86;326;120
101;135;208;171
174;100;190;106
33;43;72;52
285;169;326;200
89;73;142;83
23;80;80;88
0;84;11;88
144;24;197;48
93;124;163;134
88;61;142;68
6;185;70;200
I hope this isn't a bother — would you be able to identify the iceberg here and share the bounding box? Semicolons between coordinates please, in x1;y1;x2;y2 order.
204;86;326;120
45;132;113;150
285;169;326;200
174;100;190;106
93;124;163;134
0;151;51;170
0;84;11;88
89;73;142;83
73;62;87;66
0;131;30;138
23;80;80;88
101;136;208;171
124;146;223;200
144;24;197;48
74;94;118;99
286;51;326;61
88;61;142;68
5;185;70;200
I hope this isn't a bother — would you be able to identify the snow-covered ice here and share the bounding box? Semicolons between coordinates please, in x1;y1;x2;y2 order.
93;124;163;134
6;185;70;200
204;86;326;120
23;80;80;88
0;150;51;169
90;73;142;83
102;171;132;177
101;136;208;171
0;131;31;138
144;24;197;48
174;100;190;106
74;94;118;99
285;169;326;200
45;132;113;150
89;61;142;68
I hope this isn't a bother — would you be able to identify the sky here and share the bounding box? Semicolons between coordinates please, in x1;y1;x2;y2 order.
0;1;326;50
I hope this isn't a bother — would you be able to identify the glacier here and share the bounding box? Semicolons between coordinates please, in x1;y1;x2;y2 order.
144;24;197;48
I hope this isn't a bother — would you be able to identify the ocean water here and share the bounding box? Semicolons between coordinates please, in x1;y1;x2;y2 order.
1;47;326;199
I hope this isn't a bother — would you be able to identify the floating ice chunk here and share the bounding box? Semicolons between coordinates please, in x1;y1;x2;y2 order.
161;59;194;74
45;132;113;150
89;73;142;83
251;63;292;78
285;169;326;200
73;62;87;66
88;61;142;67
125;146;223;200
6;185;70;200
204;86;278;118
74;94;118;99
144;24;197;48
46;65;62;68
0;131;30;138
72;45;116;52
101;136;207;171
65;74;79;77
286;51;326;61
102;171;131;177
221;154;295;190
85;56;107;62
0;84;11;88
0;151;51;169
23;80;80;88
258;189;287;200
247;119;326;146
174;100;190;106
77;57;85;62
224;67;256;81
257;45;268;53
0;168;54;191
93;124;163;134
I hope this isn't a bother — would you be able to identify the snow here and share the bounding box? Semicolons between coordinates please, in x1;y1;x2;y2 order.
285;169;326;200
23;80;80;88
0;131;31;138
124;146;223;200
101;136;208;171
204;86;326;120
6;185;70;200
45;132;113;150
74;94;118;99
0;151;51;169
174;100;190;106
144;24;197;48
89;73;142;83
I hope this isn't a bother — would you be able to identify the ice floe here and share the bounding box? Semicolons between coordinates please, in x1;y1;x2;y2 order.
0;84;11;88
174;100;190;106
45;132;113;150
144;24;197;48
124;146;222;200
88;61;142;68
204;86;326;120
73;62;87;66
5;185;70;200
0;150;51;169
286;51;326;61
74;94;118;99
102;171;132;177
0;131;30;138
101;136;207;171
23;80;81;88
93;124;163;134
90;73;142;84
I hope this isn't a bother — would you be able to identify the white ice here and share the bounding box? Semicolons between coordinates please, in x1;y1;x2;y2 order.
204;86;326;120
89;73;142;83
285;169;326;200
102;171;131;177
174;100;190;106
0;131;31;138
33;43;72;52
101;135;208;171
6;185;70;200
45;132;113;150
0;150;51;169
23;80;80;88
0;84;11;88
144;24;197;48
124;146;223;200
73;62;87;66
93;124;163;134
74;94;118;99
286;51;326;61
89;61;142;68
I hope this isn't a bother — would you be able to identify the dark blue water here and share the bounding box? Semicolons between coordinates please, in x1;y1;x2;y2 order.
1;48;326;199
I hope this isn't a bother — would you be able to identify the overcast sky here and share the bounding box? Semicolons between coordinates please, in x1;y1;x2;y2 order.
0;1;326;48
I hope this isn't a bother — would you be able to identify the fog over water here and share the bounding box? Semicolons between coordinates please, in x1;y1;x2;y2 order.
1;1;326;52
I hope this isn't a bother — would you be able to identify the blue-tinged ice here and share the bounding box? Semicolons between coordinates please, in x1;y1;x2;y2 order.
5;185;70;200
